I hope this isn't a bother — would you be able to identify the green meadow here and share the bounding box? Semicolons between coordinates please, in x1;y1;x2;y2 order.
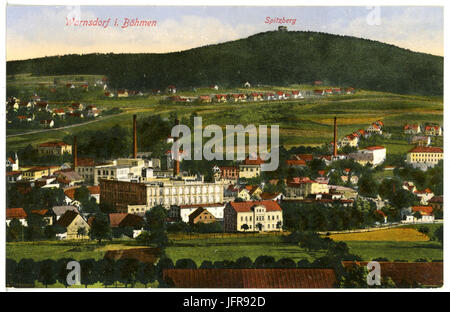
6;233;442;264
6;74;443;154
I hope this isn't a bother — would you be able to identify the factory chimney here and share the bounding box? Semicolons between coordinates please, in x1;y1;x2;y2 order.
173;119;180;177
333;117;338;157
73;136;78;169
133;114;137;158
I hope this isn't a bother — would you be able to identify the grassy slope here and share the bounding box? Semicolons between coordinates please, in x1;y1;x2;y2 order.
6;75;443;154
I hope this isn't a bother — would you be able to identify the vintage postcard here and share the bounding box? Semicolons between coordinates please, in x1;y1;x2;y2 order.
3;2;445;292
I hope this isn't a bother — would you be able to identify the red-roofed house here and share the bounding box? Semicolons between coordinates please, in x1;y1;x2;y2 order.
198;95;212;103
291;90;303;99
366;123;382;134
340;135;359;147
6;208;28;226
214;94;227;103
402;206;434;223
424;125;442;136
224;200;283;232
314;89;324;96
52;108;66;118
404;124;421;134
275;91;287;100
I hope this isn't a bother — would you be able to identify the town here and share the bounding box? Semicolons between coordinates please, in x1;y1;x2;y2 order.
5;78;444;288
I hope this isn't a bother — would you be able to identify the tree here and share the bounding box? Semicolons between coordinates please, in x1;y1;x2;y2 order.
340;264;368;288
235;257;253;268
156;256;174;287
38;259;56;288
80;259;97;288
275;257;296;268
96;258;117;288
175;258;197;269
358;172;378;198
15;259;37;287
434;225;443;247
89;213;112;243
145;205;168;249
25;214;47;241
240;224;249;232
6;259;17;287
137;262;156;288
6;219;24;242
77;227;87;239
256;223;263;231
118;258;140;288
253;255;276;268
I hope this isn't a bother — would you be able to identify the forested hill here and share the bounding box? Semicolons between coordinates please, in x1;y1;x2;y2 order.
7;30;443;95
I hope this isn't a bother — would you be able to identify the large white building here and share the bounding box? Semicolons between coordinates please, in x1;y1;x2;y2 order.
348;146;386;166
406;146;443;170
100;178;224;212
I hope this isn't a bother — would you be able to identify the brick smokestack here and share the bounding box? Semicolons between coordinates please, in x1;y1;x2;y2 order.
333;117;338;157
133;114;137;158
73;136;78;169
173;119;180;177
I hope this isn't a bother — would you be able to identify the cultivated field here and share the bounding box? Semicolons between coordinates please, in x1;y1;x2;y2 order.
327;227;430;242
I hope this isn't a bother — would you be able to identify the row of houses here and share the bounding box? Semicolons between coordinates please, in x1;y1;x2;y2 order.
167;90;305;103
7;96;101;127
404;123;442;136
339;120;384;148
105;90;144;98
313;87;355;96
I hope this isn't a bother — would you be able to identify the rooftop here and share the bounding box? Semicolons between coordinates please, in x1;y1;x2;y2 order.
163;268;337;288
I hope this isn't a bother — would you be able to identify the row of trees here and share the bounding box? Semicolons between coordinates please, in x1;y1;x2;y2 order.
6;258;156;288
281;199;387;232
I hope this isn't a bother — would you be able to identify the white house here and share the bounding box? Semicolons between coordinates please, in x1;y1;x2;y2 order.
366;123;383;135
6;153;19;171
361;146;386;166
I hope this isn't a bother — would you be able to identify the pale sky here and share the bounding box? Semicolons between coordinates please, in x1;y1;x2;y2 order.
6;6;444;61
